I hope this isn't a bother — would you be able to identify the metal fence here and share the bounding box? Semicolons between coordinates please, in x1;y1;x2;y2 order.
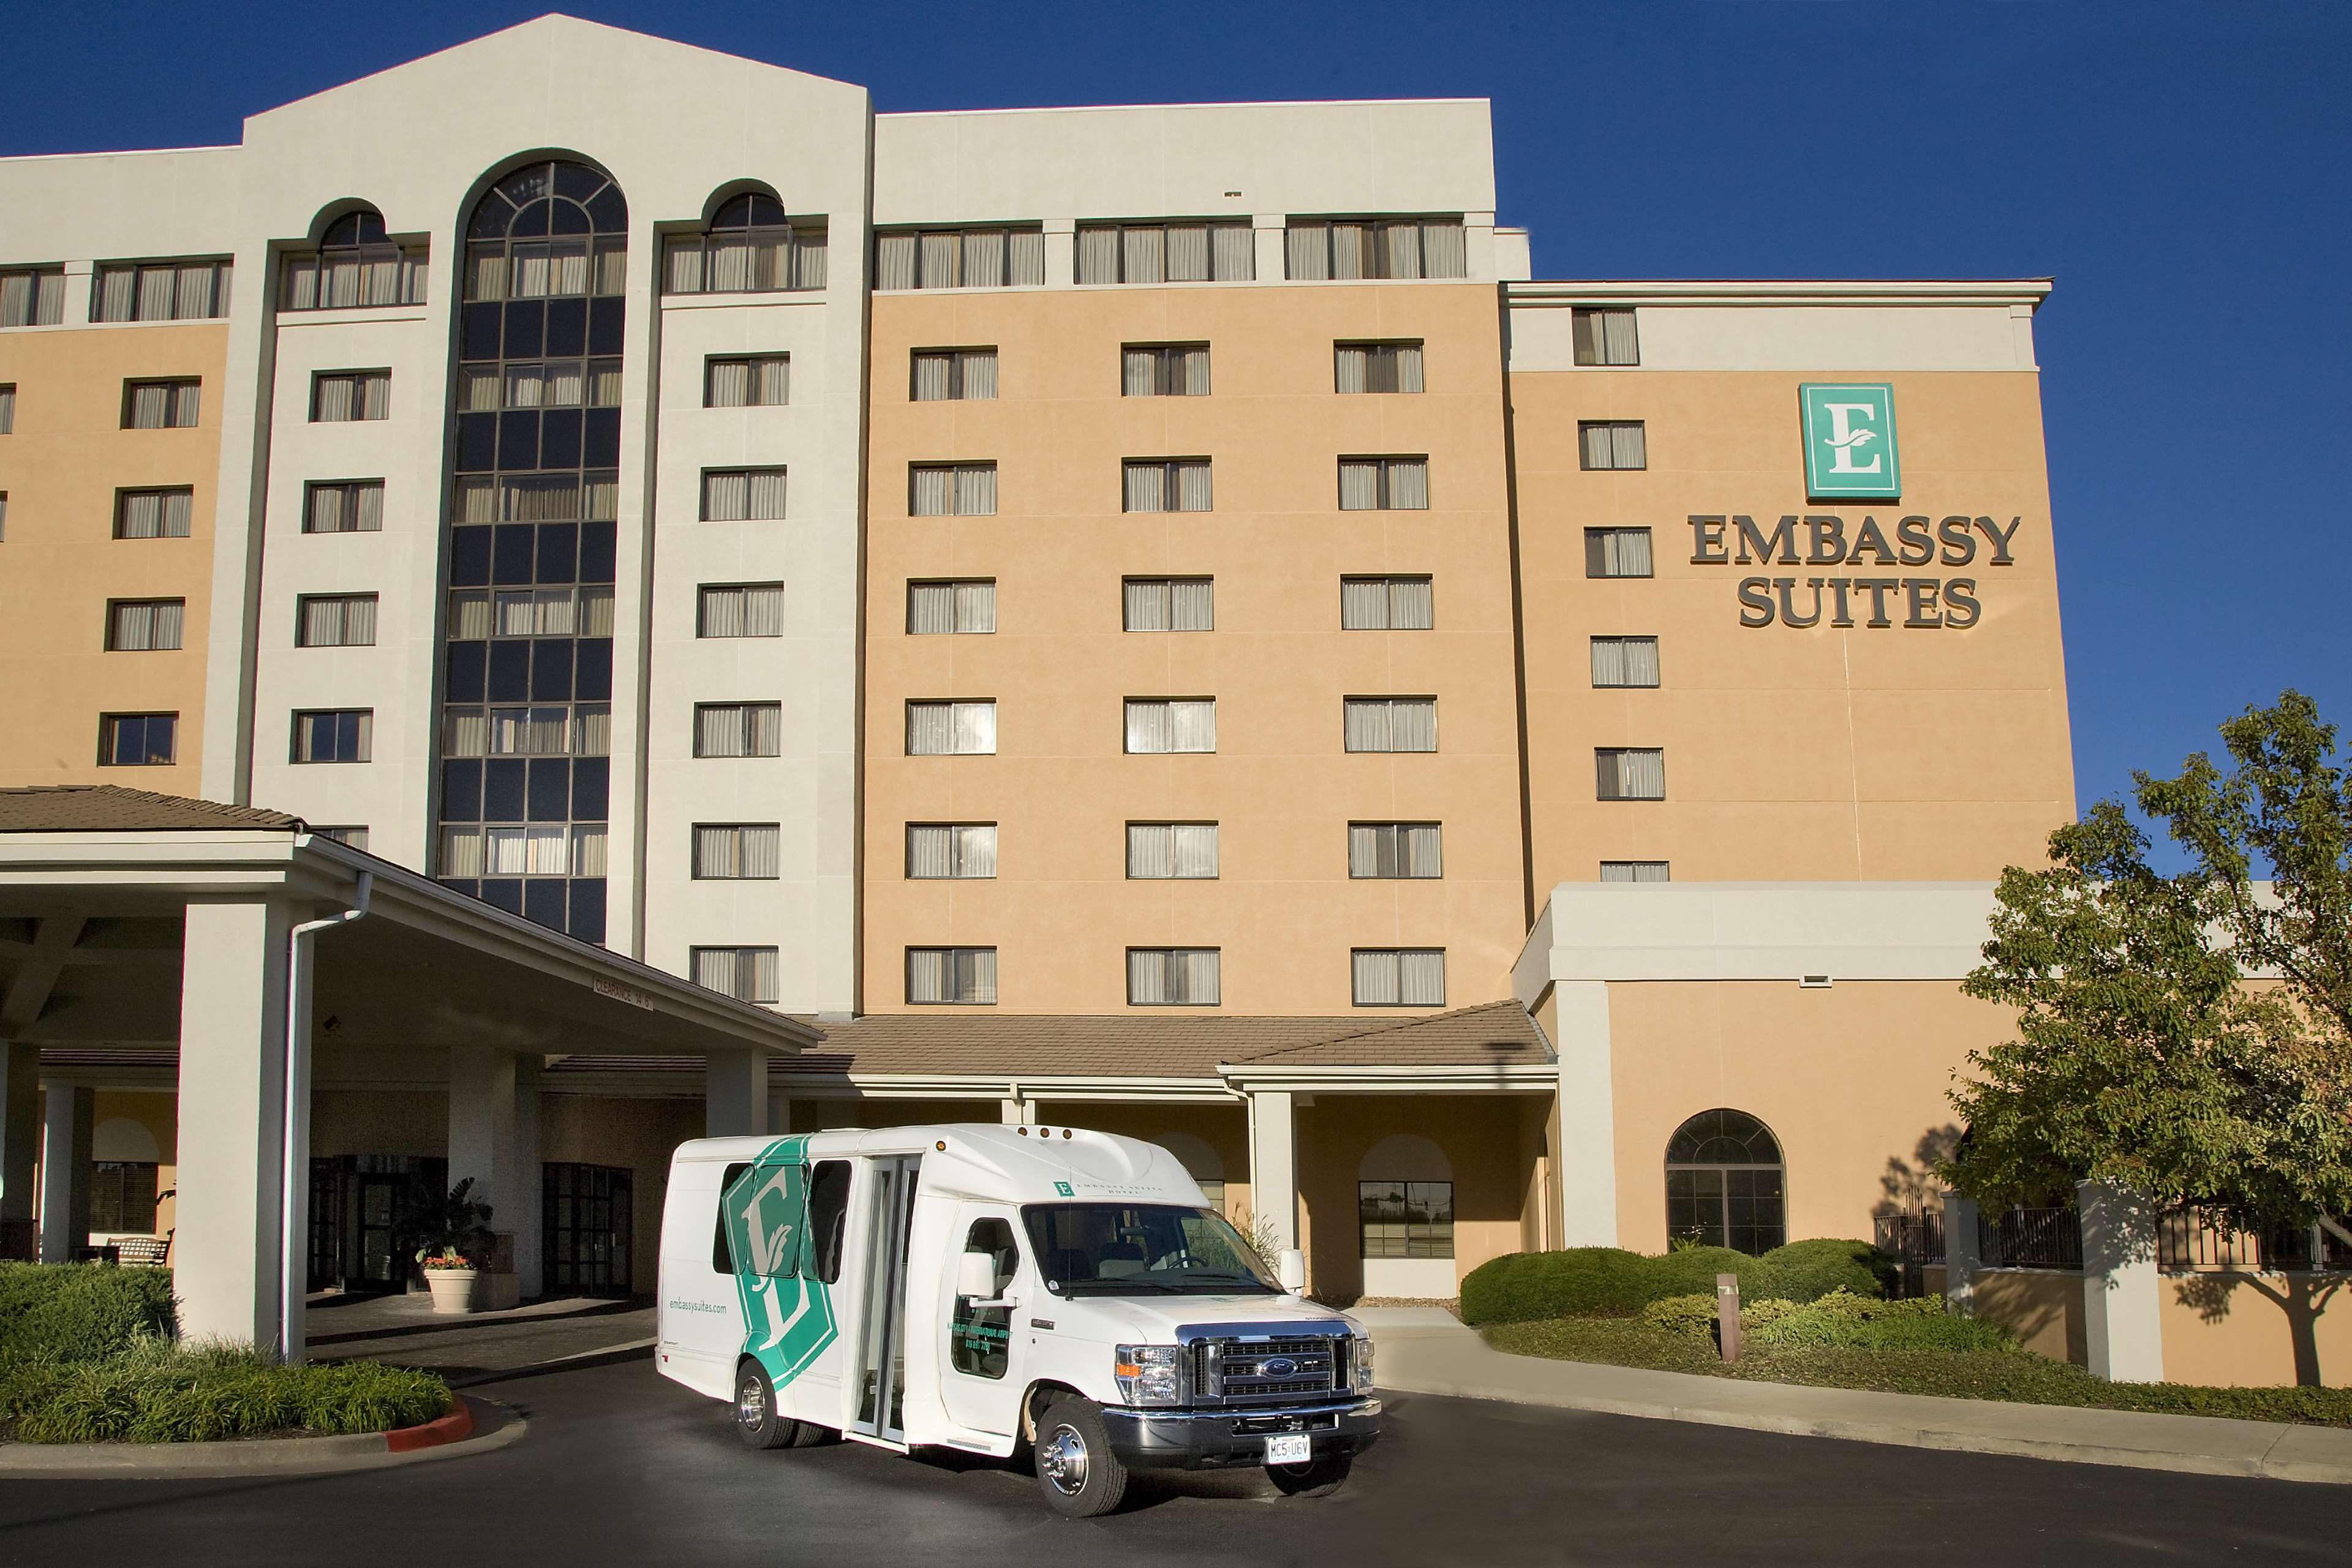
2160;1208;2352;1273
1872;1211;1945;1298
1978;1205;2084;1269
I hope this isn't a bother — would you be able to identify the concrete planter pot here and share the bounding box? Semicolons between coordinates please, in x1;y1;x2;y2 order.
424;1268;480;1315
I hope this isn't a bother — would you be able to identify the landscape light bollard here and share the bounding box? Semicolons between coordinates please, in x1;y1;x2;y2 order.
1716;1273;1741;1363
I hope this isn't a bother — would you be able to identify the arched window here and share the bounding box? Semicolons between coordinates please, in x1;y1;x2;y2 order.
282;206;426;310
463;162;628;301
665;190;827;295
1664;1109;1785;1255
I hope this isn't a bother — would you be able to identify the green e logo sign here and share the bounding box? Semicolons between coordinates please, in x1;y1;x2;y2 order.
1800;383;1901;500
1054;1182;1074;1197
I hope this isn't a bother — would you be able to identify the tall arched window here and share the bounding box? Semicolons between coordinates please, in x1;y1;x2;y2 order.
1664;1109;1784;1254
282;206;427;310
664;190;826;295
434;159;627;943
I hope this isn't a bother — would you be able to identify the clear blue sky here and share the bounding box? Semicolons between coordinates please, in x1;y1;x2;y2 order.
6;1;2346;826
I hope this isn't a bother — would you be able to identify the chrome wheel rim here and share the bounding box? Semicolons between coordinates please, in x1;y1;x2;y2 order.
1039;1423;1090;1495
738;1374;765;1429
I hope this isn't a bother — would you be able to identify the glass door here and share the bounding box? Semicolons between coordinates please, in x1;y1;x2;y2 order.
851;1156;921;1442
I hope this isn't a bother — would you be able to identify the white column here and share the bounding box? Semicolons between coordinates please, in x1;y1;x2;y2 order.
0;1041;38;1259
1042;219;1076;290
38;1084;96;1261
176;897;293;1346
704;1047;764;1137
1253;214;1287;283
1552;982;1619;1247
448;1050;521;1278
1943;1195;1981;1314
511;1057;543;1298
999;1096;1034;1126
2079;1180;2165;1382
1246;1090;1298;1252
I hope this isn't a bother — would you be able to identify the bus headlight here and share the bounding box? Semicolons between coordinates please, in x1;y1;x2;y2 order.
1114;1344;1185;1406
1351;1334;1375;1390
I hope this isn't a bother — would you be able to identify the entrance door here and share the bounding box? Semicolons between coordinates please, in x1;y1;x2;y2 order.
544;1163;634;1297
939;1209;1027;1434
850;1156;921;1442
354;1175;407;1289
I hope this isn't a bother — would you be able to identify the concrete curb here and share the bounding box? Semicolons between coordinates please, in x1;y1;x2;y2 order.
0;1395;524;1478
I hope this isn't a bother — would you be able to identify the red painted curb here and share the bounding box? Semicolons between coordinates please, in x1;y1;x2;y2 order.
383;1398;477;1453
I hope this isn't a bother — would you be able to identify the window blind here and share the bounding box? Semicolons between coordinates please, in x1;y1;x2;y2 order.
1572;307;1640;366
1121;578;1213;631
1126;823;1218;878
875;228;1045;290
1600;861;1671;883
1076;222;1252;284
1596;747;1667;801
1121;345;1211;396
298;594;378;648
0;268;67;328
692;824;782;880
1338;458;1428;510
312;371;390;422
1343;698;1437;753
907;947;997;1004
1348;823;1442;878
1352;949;1446;1006
701;469;788;522
906;701;997;756
1127;948;1221;1006
695;703;783;758
1285;218;1466;281
907;581;996;634
107;600;184;652
1584;528;1654;578
1122;459;1212;513
1125;699;1216;754
1579;421;1648;470
911;349;998;400
302;481;382;535
116;488;195;539
908;463;998;516
691;946;781;1003
1335;342;1425;393
96;260;232;321
1340;576;1434;630
906;823;998;878
704;355;790;408
698;583;786;638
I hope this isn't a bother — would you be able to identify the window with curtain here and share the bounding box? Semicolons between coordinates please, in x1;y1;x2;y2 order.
1339;576;1434;630
905;823;998;878
907;580;997;634
488;586;612;638
664;193;826;295
105;598;185;652
95;258;233;321
1360;1180;1454;1258
1590;636;1661;688
697;582;786;638
438;823;604;879
459;358;622;413
1349;823;1442;879
905;700;997;756
282;211;427;310
873;227;1046;290
97;713;176;766
123;379;200;429
1126;823;1219;880
1601;861;1672;883
906;947;997;1005
701;469;788;521
1585;527;1654;578
0;385;13;432
311;370;390;422
1076;221;1253;284
113;487;194;539
694;703;783;758
690;946;782;1004
1337;456;1428;511
1124;699;1216;755
1284;217;1466;281
1579;421;1648;471
1334;341;1425;394
908;462;997;517
704;355;790;409
1127;948;1221;1006
1343;697;1438;753
1121;344;1211;396
292;709;372;764
314;826;369;850
302;480;383;535
911;349;998;401
296;593;378;649
1;267;67;328
451;472;620;527
1351;949;1446;1007
692;824;782;880
1122;459;1212;513
1596;747;1667;801
1572;307;1641;366
1121;578;1213;632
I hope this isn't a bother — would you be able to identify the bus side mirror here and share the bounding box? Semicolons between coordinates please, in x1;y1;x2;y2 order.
956;1250;999;1301
1277;1248;1306;1293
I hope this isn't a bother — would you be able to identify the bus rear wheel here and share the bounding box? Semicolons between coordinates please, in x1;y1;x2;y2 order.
733;1362;801;1450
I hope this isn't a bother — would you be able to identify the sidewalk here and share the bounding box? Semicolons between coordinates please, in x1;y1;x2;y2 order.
306;1291;655;1383
1351;1307;2352;1485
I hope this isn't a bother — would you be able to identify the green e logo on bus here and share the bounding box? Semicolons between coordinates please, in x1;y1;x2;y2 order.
721;1135;839;1388
1800;383;1901;500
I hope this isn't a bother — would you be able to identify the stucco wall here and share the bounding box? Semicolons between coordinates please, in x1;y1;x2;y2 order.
1973;1267;2086;1364
2159;1273;2352;1388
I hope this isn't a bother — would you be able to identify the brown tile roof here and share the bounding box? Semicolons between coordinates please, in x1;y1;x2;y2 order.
0;785;305;834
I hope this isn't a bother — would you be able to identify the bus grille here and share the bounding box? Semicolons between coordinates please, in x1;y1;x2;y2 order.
1191;1336;1342;1404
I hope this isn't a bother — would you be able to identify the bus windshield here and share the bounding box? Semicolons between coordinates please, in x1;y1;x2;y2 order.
1020;1204;1281;1297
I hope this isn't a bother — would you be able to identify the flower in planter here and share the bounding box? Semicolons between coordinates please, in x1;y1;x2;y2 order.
421;1253;477;1272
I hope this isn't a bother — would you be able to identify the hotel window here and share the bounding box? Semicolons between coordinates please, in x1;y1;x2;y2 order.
1340;575;1434;630
1349;823;1442;879
1579;421;1648;471
1125;698;1215;755
693;824;782;880
114;488;194;540
1572;307;1640;366
463;205;625;305
1;267;67;328
94;258;232;322
698;582;785;638
91;1162;162;1236
297;593;378;649
1127;823;1218;880
1337;456;1428;510
692;946;781;1005
1122;344;1210;396
440;704;609;759
1596;747;1667;801
1128;948;1221;1006
908;580;996;634
458;358;622;413
1122;578;1212;632
303;480;383;535
0;384;13;432
284;211;427;309
907;823;997;879
1285;217;1466;281
106;599;185;652
1;493;9;539
451;585;615;639
1352;948;1446;1007
701;469;788;521
439;823;606;880
1335;341;1425;394
1666;1109;1786;1255
705;354;790;408
1590;636;1661;688
1360;1180;1454;1259
907;700;997;756
1344;697;1437;753
665;193;826;293
907;946;997;1005
123;379;200;429
98;713;176;766
312;370;390;422
908;463;997;517
1122;459;1212;513
875;226;1046;291
1585;527;1654;578
293;709;372;764
1602;861;1671;883
314;826;370;850
911;349;997;401
695;703;783;759
1077;221;1253;284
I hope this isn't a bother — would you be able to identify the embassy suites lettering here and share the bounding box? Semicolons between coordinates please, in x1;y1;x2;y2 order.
1687;513;2021;629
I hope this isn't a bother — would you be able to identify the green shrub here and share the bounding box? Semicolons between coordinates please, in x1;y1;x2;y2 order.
0;1262;176;1365
1640;1293;1719;1338
0;1337;452;1444
1646;1244;1779;1303
1756;1238;1896;1302
1744;1289;2017;1352
1460;1248;1654;1324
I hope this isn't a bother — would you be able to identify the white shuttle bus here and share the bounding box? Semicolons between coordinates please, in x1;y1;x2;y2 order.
656;1123;1381;1517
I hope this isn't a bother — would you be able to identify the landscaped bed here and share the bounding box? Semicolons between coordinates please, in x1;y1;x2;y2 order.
0;1262;453;1444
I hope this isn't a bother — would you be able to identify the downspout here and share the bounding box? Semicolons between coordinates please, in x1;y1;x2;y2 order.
280;867;371;1363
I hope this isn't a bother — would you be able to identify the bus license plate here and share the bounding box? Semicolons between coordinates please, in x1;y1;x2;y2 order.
1265;1433;1311;1466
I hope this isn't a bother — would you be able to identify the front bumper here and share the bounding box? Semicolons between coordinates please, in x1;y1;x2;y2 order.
1099;1396;1381;1471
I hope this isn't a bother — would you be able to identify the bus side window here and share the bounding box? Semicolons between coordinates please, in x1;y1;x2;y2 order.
712;1162;752;1273
804;1161;852;1284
